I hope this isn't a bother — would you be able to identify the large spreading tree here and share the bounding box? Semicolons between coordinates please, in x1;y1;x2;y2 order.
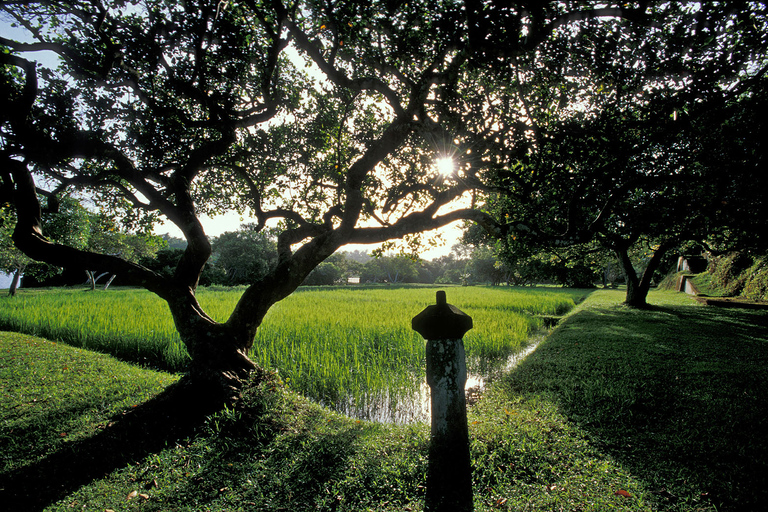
467;2;767;307
3;1;763;399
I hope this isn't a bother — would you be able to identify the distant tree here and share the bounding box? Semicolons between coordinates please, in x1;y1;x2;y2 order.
416;259;440;284
86;215;166;289
343;250;373;265
159;234;188;250
4;198;165;290
467;245;510;285
6;196;93;289
430;252;467;285
138;247;224;287
361;255;419;284
138;249;185;282
0;207;30;295
337;253;365;282
469;236;603;288
211;224;278;286
303;261;342;286
303;252;363;285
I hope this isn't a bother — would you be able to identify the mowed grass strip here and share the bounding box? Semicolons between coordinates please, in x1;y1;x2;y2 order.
0;332;178;474
0;286;587;409
493;289;768;511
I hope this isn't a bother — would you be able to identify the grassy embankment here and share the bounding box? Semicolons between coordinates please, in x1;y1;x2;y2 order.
1;288;767;511
0;286;583;418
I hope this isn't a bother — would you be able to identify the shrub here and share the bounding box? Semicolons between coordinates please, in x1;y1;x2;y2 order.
742;257;768;301
708;251;752;296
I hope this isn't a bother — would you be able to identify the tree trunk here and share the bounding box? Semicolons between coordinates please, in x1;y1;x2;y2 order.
8;265;25;296
103;274;116;290
616;247;648;307
183;326;258;404
85;270;97;291
7;157;260;404
616;242;672;308
163;289;262;404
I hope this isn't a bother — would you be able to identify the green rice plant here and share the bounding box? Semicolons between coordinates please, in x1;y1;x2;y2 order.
0;288;185;370
209;286;585;414
0;285;587;417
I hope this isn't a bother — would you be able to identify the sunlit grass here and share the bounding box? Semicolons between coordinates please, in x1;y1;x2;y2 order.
0;332;177;474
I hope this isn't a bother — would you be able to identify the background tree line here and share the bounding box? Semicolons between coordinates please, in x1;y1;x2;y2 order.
3;204;749;293
138;225;650;289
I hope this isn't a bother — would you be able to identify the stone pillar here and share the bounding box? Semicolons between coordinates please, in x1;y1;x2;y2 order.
412;290;473;512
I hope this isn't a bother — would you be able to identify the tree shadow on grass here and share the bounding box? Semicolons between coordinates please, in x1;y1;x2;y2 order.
0;380;222;512
505;301;768;511
165;414;370;511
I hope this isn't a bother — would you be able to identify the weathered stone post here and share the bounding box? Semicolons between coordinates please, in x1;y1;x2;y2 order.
412;290;473;512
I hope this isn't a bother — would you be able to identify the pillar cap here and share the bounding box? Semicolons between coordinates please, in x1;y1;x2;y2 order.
412;291;473;340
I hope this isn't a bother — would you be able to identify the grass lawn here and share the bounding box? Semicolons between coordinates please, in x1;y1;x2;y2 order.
1;288;767;511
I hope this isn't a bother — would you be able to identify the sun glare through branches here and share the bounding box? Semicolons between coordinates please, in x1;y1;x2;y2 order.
436;156;455;176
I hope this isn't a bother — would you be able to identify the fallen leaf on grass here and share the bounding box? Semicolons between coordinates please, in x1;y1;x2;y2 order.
614;489;632;498
494;497;508;507
127;490;138;500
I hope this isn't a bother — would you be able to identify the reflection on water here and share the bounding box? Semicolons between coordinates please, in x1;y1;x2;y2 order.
333;332;548;424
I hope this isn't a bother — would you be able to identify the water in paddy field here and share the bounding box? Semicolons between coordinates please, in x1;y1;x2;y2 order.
333;332;548;424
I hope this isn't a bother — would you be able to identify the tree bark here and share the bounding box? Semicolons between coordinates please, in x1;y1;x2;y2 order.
8;158;325;403
616;247;642;306
184;325;258;404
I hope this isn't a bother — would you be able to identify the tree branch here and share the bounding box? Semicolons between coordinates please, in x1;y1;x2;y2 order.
282;17;406;117
6;157;173;299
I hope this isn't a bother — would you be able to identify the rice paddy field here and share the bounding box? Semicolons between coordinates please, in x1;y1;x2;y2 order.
0;285;588;421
